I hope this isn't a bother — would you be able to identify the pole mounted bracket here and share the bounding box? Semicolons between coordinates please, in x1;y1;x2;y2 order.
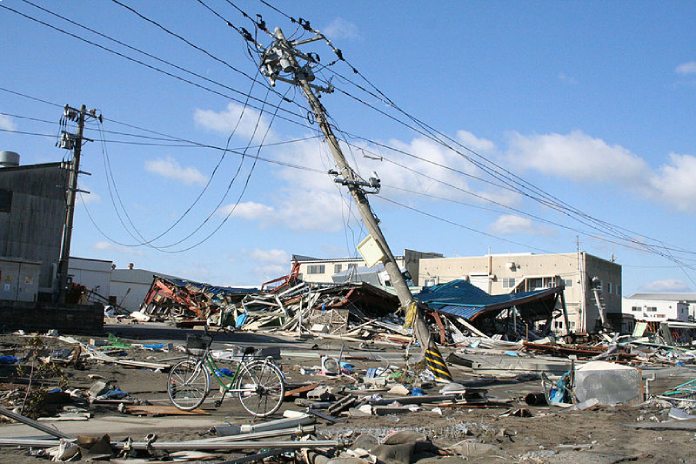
329;170;381;194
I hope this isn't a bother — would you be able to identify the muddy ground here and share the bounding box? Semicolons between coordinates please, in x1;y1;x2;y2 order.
0;324;695;463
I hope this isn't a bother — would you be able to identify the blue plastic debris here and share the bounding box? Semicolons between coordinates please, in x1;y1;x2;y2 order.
215;368;235;377
142;343;165;351
410;387;425;396
0;355;18;365
548;371;572;405
339;362;354;373
103;388;128;400
236;313;248;329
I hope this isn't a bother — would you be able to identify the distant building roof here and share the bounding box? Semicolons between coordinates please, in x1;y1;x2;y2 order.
627;293;696;302
291;254;404;263
0;162;62;173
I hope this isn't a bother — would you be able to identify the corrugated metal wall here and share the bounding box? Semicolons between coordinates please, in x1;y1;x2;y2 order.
0;163;68;292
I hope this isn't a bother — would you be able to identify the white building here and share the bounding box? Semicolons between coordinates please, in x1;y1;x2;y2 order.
67;258;181;312
623;293;695;322
110;267;182;312
68;257;113;300
293;249;443;287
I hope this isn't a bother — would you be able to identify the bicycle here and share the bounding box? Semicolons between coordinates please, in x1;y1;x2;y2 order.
167;330;285;417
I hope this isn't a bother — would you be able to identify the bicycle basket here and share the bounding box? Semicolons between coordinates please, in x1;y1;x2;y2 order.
185;333;212;355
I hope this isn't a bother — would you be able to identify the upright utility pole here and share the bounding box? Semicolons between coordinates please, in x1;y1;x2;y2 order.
56;104;98;303
260;28;451;381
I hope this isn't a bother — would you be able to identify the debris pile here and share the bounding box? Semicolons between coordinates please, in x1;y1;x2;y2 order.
135;276;257;325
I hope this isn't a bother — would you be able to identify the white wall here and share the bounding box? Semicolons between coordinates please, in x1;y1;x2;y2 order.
110;269;180;312
622;297;689;322
68;257;113;298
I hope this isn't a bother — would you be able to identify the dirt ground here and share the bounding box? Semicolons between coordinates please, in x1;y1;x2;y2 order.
1;326;695;463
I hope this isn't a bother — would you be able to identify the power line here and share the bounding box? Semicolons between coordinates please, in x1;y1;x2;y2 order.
0;2;312;130
109;0;307;113
249;1;696;258
0;126;324;172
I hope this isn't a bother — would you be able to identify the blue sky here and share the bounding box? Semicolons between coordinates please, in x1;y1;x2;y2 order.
1;1;695;295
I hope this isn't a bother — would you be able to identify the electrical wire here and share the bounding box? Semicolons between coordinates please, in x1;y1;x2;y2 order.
95;70;265;249
251;1;696;263
0;2;312;131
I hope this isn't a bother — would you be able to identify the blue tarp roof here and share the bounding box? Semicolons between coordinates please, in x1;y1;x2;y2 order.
166;277;258;297
415;279;561;320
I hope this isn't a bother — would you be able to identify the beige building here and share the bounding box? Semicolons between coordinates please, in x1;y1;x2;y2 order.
419;252;622;334
293;249;443;287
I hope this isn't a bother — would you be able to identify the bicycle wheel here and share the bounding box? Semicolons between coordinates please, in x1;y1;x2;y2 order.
168;359;210;410
236;361;285;417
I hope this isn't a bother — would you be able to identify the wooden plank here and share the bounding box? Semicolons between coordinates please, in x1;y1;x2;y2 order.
284;383;320;398
124;405;209;416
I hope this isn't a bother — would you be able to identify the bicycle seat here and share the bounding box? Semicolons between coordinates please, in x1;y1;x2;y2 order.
243;346;256;355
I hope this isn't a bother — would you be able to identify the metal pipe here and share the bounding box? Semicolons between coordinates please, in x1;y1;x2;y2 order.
193;426;314;444
0;438;345;451
219;448;293;464
0;405;72;439
238;414;314;433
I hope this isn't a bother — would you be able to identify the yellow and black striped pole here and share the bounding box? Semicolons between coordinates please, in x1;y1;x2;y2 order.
405;301;453;382
425;341;452;382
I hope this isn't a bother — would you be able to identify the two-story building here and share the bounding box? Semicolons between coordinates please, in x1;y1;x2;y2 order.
418;251;622;334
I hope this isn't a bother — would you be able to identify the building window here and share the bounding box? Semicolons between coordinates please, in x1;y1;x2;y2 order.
646;306;657;312
306;264;325;275
347;263;357;271
334;264;342;274
563;279;573;288
607;282;613;294
631;306;641;312
529;278;543;289
0;189;11;213
502;277;516;289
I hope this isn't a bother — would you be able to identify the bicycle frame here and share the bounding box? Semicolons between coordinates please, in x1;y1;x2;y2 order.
196;345;276;403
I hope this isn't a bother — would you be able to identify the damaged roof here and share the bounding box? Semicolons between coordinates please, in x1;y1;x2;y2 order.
415;279;563;321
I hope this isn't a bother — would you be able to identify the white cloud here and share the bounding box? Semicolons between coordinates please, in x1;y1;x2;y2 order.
506;131;696;212
77;185;101;205
219;201;274;220
194;102;275;142
640;279;692;292
675;61;696;75
144;156;206;186
0;114;16;131
254;132;519;232
507;130;650;184
249;248;290;263
323;18;360;40
490;214;548;235
248;248;291;280
456;130;496;153
648;153;696;212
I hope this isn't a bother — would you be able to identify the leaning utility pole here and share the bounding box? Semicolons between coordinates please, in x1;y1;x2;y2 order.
259;28;451;381
56;104;99;303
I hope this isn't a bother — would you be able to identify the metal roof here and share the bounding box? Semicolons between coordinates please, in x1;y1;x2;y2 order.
627;293;696;302
415;279;562;321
